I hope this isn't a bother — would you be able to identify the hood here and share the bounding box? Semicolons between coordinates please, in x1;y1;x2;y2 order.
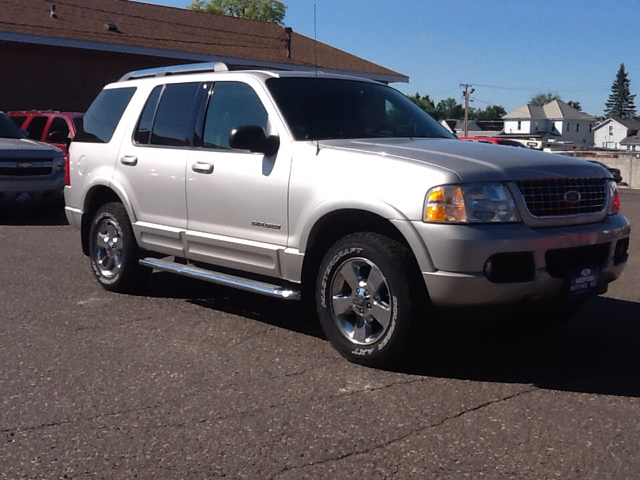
0;138;62;157
320;138;606;183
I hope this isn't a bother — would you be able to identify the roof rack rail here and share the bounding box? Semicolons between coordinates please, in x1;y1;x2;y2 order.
118;62;229;82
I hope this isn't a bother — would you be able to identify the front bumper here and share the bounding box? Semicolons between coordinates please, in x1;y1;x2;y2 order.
0;174;65;204
412;214;631;307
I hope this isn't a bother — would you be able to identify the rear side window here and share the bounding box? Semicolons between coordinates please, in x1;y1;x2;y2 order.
134;86;162;145
26;116;48;141
150;83;202;147
75;87;136;143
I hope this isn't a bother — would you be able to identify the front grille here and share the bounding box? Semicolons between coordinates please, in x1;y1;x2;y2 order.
0;157;52;164
515;178;607;218
0;167;53;176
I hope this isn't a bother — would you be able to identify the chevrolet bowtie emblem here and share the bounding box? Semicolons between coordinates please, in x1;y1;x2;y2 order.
18;162;32;168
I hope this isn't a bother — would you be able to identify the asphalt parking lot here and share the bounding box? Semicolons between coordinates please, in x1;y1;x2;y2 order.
1;190;639;479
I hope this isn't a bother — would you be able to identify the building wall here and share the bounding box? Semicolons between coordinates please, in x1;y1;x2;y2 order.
593;121;628;149
554;119;595;146
504;120;531;134
0;41;191;112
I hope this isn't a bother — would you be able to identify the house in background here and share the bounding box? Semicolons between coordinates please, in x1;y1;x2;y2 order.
592;118;640;151
0;0;407;112
502;100;596;148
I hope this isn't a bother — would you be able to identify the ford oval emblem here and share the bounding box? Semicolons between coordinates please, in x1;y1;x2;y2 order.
564;190;581;204
581;268;591;276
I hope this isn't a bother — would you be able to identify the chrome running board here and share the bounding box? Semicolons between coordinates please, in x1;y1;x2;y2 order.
139;257;301;300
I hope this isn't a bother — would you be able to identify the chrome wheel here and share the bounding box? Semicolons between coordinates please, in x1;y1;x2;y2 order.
330;257;392;345
94;218;123;279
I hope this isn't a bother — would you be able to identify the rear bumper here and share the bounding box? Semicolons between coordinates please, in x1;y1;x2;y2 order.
413;214;631;307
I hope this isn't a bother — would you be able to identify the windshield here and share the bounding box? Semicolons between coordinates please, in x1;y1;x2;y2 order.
266;78;455;141
0;113;25;139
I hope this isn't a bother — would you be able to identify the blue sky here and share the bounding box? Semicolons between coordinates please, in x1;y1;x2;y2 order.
138;0;640;116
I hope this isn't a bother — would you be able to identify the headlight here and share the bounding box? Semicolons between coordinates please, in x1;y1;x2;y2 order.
607;179;620;215
424;182;520;223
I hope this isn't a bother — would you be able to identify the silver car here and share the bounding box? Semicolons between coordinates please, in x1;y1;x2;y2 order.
64;63;631;367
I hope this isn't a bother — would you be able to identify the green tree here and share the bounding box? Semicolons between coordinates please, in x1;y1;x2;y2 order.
529;92;561;106
407;92;437;118
469;104;506;120
567;100;582;111
188;0;287;24
436;98;464;120
604;63;637;119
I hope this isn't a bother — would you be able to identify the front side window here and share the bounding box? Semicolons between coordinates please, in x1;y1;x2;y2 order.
26;116;48;141
48;117;70;141
202;82;268;149
266;77;454;141
75;87;136;143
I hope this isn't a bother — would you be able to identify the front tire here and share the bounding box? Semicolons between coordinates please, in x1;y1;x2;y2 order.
316;232;422;367
88;202;151;293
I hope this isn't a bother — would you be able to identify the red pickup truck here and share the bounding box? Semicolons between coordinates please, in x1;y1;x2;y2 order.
8;111;83;158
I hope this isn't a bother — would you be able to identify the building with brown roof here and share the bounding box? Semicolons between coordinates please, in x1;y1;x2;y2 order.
0;0;407;112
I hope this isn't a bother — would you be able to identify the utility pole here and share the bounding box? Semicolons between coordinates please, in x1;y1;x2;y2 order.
461;83;475;137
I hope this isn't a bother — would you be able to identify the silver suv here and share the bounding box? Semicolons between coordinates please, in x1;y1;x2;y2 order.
64;63;631;367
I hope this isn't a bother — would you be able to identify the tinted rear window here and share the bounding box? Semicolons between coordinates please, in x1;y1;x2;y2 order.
75;87;136;143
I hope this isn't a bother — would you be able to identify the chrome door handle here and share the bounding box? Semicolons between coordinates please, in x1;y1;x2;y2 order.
192;162;214;174
120;155;138;166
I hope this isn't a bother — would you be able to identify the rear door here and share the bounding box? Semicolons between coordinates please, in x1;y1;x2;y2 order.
114;81;205;257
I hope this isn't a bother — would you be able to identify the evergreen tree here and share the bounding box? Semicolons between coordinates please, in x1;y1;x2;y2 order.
604;63;637;119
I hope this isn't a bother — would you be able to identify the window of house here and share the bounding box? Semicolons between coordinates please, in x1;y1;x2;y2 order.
576;123;579;132
517;121;521;130
202;81;268;149
609;125;614;135
589;124;593;133
566;123;570;131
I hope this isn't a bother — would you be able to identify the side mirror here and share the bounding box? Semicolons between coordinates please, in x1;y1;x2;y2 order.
229;125;279;157
47;131;69;144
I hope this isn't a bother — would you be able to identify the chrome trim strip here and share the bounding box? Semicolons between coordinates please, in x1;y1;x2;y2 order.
139;257;300;300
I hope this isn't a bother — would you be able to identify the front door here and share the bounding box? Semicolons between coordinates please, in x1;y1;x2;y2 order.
185;80;290;277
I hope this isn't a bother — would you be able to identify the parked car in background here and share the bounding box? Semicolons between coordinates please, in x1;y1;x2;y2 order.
8;111;83;158
587;161;623;184
0;112;66;206
459;136;528;148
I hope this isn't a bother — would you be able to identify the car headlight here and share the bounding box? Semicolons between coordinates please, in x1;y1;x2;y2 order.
607;179;620;215
424;182;520;223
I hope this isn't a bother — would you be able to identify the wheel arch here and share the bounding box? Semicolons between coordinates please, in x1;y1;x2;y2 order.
80;185;129;256
300;208;430;301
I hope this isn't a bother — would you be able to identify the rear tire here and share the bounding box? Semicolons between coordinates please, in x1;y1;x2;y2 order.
88;202;151;293
316;232;424;367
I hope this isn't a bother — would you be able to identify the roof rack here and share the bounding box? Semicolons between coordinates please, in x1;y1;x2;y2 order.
118;62;229;82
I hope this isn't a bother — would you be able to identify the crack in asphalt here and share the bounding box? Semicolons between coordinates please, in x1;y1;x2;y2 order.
0;361;338;435
269;386;538;479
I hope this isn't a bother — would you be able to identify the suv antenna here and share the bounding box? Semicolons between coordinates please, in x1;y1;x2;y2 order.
314;4;320;155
